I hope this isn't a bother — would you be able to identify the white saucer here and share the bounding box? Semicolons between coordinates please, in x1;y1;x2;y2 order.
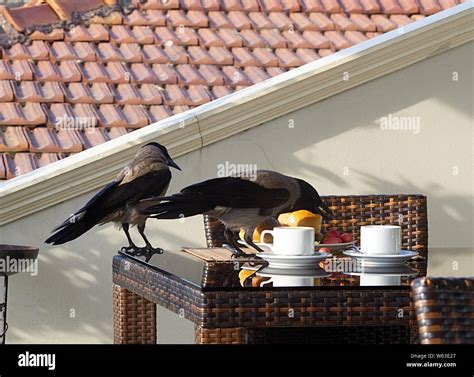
257;266;330;278
342;249;418;267
256;251;332;269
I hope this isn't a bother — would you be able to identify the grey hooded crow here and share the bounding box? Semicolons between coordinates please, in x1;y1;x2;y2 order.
141;170;333;256
45;142;181;261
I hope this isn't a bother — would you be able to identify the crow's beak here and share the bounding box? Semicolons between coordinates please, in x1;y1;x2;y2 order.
314;205;334;221
168;159;181;171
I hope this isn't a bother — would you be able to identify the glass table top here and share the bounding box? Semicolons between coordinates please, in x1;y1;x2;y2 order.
118;248;424;290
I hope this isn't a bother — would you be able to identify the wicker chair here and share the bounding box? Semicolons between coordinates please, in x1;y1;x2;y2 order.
412;277;474;344
204;194;428;275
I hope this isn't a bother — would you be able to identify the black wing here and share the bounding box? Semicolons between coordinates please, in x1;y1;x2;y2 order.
143;177;290;219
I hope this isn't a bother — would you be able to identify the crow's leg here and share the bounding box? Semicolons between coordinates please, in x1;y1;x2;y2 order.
244;228;265;253
138;224;163;262
121;223;146;256
223;227;246;258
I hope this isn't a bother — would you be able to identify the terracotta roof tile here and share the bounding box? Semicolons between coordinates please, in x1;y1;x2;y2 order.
13;81;64;103
147;105;173;122
340;0;365;13
344;30;368;44
300;0;324;12
359;0;381;12
186;10;209;27
197;29;223;47
198;64;226;85
122;105;151;128
243;66;270;84
0;127;29;152
398;0;420;13
30;29;65;41
211;85;232;98
418;0;443;15
248;12;274;29
350;14;377;31
268;12;294;30
1;4;60;32
63;82;114;104
140;0;180;10
331;14;358;31
296;48;320;63
208;46;234;65
0;103;46;126
187;46;215;64
175;27;199;45
77;127;109;148
275;48;304;67
289;13;318;31
65;24;109;42
320;0;342;13
0;81;14;102
167;9;192;27
390;14;414;26
0;155;6;179
259;0;285;12
309;13;335;30
240;0;260;12
153;63;179;83
325;31;352;49
379;0;404;14
163;45;189;63
227;11;253;29
176;64;206;85
187;85;212;105
217;29;243;47
371;14;397;32
260;29;287;48
232;47;260;66
71;42;97;62
252;47;279;66
238;30;264;48
111;83;142;105
221;66;252;86
0;0;457;178
142;44;169;63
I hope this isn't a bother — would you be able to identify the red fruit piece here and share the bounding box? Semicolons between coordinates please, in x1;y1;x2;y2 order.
327;230;341;238
341;233;353;243
324;237;342;244
319;247;331;253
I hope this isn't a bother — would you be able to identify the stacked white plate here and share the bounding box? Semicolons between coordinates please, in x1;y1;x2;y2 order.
343;248;418;267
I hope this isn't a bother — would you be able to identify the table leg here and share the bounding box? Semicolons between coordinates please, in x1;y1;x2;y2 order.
195;326;246;344
112;284;156;344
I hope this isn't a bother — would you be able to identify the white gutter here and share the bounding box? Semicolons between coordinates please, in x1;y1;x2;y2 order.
0;2;473;225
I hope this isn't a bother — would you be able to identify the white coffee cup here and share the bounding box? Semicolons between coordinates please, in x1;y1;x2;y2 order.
360;225;401;255
260;226;315;255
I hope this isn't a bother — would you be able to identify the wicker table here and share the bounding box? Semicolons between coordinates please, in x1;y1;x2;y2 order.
112;246;424;344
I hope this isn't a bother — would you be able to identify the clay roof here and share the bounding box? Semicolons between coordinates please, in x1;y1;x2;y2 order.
0;0;463;179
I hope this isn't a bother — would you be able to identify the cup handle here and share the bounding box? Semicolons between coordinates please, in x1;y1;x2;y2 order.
259;230;274;248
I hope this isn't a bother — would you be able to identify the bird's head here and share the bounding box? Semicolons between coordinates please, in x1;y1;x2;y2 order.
143;142;181;171
291;179;333;221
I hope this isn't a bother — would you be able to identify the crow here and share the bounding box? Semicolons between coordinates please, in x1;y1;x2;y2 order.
141;170;333;256
45;142;181;261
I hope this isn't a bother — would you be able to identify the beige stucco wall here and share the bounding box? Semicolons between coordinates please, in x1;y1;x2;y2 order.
1;41;473;344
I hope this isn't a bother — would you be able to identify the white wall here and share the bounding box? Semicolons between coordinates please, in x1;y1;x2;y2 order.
1;41;472;344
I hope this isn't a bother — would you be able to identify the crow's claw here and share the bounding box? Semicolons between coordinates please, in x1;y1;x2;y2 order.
223;243;246;258
144;247;164;262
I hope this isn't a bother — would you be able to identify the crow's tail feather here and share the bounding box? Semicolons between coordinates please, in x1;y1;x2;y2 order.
45;219;96;245
144;200;213;219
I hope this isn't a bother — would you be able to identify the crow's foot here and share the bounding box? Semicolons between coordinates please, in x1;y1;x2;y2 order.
223;243;247;258
144;247;164;262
